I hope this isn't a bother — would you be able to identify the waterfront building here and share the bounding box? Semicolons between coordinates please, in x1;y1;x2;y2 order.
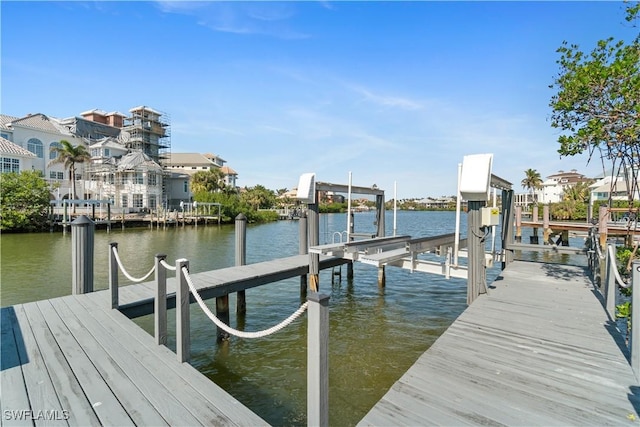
2;107;240;211
0;137;37;174
514;169;592;208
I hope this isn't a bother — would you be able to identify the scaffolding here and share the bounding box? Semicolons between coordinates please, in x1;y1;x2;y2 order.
122;106;171;165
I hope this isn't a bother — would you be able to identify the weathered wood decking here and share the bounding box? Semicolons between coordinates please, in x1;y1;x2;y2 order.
358;261;640;426
1;295;267;426
1;254;345;426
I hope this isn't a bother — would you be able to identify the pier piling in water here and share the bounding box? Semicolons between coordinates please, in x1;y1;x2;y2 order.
299;212;308;297
235;214;247;315
72;215;95;295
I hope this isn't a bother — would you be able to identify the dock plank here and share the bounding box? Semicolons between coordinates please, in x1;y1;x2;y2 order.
38;298;161;426
358;261;639;426
1;308;32;427
75;293;268;426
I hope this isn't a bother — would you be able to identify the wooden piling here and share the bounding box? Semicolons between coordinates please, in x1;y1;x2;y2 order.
467;200;487;305
515;205;522;243
531;205;539;244
155;253;167;346
599;205;609;249
299;212;308;297
235;214;247;314
308;201;320;292
107;203;111;233
377;266;386;288
543;205;551;244
109;242;119;309
72;215;95;295
501;189;515;268
216;296;230;342
347;210;354;280
307;292;330;427
176;258;190;363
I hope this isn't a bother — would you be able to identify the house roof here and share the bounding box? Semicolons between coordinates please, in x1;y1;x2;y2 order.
117;150;163;172
0;137;37;157
0;114;18;130
164;152;221;166
9;113;72;136
220;165;237;175
89;137;126;150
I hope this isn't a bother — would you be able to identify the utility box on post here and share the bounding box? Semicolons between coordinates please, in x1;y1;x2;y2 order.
481;206;500;227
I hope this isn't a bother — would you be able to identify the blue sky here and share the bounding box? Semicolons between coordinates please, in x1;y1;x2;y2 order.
2;1;638;198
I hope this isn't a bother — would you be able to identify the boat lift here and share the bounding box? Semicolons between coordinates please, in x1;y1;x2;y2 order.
300;154;512;290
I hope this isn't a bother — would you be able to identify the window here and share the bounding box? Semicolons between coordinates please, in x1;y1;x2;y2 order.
104;148;110;157
109;173;115;185
2;157;20;173
184;180;188;192
148;173;157;186
0;132;11;141
122;195;128;208
50;141;62;160
134;172;144;184
133;194;144;208
27;138;44;158
149;194;157;209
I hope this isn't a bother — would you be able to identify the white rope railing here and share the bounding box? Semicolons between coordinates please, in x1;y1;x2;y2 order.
182;266;308;339
159;259;176;271
607;244;631;289
112;246;156;283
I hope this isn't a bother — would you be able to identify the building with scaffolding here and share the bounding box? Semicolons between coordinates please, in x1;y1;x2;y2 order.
1;107;173;211
121;106;171;164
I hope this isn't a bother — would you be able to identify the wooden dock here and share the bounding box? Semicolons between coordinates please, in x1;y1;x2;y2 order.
1;253;348;426
358;260;639;426
109;254;348;318
1;295;267;426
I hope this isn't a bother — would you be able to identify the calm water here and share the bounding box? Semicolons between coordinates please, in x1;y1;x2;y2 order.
0;210;587;426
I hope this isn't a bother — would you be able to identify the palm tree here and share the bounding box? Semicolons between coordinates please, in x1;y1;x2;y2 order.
49;140;91;211
191;168;225;194
521;169;543;207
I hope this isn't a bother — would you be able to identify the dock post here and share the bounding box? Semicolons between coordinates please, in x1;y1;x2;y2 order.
631;260;640;380
604;245;616;318
63;201;68;234
598;205;609;249
235;213;247;314
543;205;551;244
467;200;487;305
109;242;119;308
155;253;168;346
307;292;330;427
347;210;354;280
107;203;111;233
531;205;539;244
515;206;522;243
176;258;190;363
308;200;320;292
501;189;515;268
299;212;308;298
216;296;230;341
72;215;95;295
377;266;386;288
